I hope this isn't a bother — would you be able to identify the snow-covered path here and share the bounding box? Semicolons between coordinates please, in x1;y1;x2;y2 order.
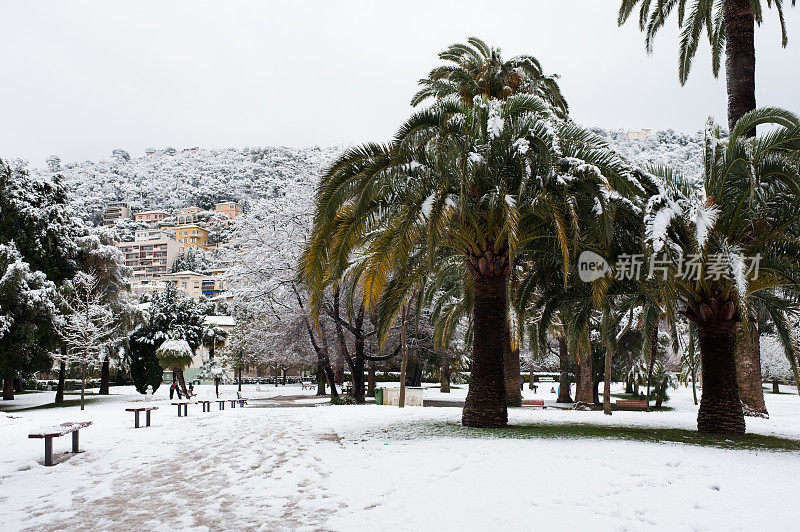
2;384;799;531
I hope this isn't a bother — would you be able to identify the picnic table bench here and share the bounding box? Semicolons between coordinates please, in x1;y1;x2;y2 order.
196;400;212;412
29;421;92;466
616;399;649;411
172;401;191;417
125;406;158;428
521;399;546;408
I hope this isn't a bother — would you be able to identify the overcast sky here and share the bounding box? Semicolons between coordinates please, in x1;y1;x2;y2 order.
2;0;799;166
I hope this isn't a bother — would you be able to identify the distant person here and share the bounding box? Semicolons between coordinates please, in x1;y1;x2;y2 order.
639;391;646;400
188;384;194;397
169;382;178;400
550;387;556;394
532;384;538;394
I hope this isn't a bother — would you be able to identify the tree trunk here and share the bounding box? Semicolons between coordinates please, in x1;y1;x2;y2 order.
557;337;573;403
318;322;338;399
399;304;409;408
367;361;376;397
528;363;534;390
440;357;451;393
316;360;326;395
502;323;522;407
575;345;593;405
80;363;86;411
462;274;508;427
99;353;110;395
697;318;746;434
174;368;190;398
735;321;768;417
625;376;634;394
13;377;22;393
724;0;757;133
238;367;242;392
646;322;658;412
215;378;220;398
55;360;66;404
772;377;779;394
603;337;613;416
2;375;13;401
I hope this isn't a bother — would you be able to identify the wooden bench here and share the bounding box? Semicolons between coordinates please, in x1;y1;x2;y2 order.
172;401;191;417
301;381;315;390
616;400;648;411
539;377;556;382
125;406;158;428
196;400;211;412
29;421;92;466
521;399;546;408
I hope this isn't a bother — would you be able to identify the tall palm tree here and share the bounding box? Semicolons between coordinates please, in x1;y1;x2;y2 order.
302;91;641;426
618;0;797;131
643;107;800;433
411;37;569;118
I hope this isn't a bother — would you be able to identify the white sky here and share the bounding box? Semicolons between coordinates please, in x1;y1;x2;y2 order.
2;0;799;166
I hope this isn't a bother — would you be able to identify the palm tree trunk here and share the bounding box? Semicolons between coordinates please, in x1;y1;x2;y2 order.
735;321;768;417
646;322;658;411
603;339;614;416
55;360;66;404
238;367;242;392
462;274;508;427
724;0;757;133
575;346;593;405
174;368;190;398
697;318;746;434
99;353;111;395
503;323;522;407
557;337;573;403
367;361;376;397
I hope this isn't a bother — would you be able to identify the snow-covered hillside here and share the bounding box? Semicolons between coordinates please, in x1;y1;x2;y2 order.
30;130;705;224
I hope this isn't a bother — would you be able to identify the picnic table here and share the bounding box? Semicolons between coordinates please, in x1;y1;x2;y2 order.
125;406;158;428
29;421;92;466
216;400;226;410
196;400;212;412
172;401;191;417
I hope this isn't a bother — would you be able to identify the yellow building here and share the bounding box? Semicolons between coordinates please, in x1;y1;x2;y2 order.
175;224;210;250
177;206;203;225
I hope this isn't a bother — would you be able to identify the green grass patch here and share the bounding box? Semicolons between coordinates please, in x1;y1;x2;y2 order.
406;420;800;453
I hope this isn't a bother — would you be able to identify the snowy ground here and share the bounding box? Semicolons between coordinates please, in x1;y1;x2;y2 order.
2;383;799;531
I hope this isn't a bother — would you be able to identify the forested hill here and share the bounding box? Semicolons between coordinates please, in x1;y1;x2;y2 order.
31;129;704;224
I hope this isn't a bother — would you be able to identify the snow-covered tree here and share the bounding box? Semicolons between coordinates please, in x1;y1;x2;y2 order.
51;271;116;409
0;243;59;400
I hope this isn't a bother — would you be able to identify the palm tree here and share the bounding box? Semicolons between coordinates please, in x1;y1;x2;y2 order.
411;37;569;118
643;107;800;433
301;91;640;426
156;339;194;398
618;0;797;131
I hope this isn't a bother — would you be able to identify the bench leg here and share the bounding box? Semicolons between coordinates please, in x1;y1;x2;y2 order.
45;437;53;466
177;405;182;417
134;411;140;428
72;430;79;453
231;401;235;408
183;404;188;416
146;410;151;427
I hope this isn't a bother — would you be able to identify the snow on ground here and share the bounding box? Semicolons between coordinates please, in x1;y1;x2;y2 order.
1;383;799;531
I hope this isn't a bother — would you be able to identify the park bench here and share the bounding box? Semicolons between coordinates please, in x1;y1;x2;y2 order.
29;421;92;466
236;393;248;407
301;381;315;390
196;400;212;412
227;399;240;408
521;399;546;408
539;377;556;382
616;400;648;411
216;400;226;410
125;406;158;428
172;401;191;417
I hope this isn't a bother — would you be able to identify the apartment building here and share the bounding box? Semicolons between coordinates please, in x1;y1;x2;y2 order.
215;201;244;220
134;210;169;224
175;224;210;250
166;270;226;300
117;236;180;279
135;228;174;241
103;201;131;225
176;206;203;225
626;129;652;140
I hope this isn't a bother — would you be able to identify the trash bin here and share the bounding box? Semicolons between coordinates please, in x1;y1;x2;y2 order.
374;387;384;405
